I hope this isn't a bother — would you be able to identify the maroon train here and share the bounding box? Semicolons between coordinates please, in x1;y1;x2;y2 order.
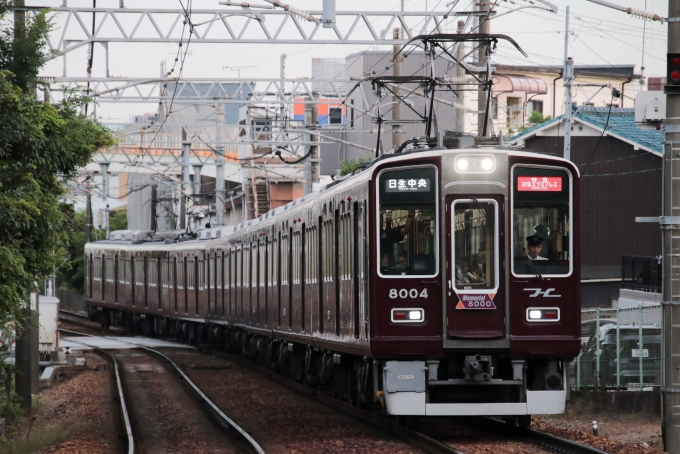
85;143;580;420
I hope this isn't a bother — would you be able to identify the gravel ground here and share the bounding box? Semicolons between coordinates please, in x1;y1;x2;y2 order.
35;320;668;453
161;348;428;454
113;349;243;453
538;412;664;453
35;351;121;454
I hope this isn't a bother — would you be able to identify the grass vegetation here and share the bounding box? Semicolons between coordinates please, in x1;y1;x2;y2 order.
0;422;86;454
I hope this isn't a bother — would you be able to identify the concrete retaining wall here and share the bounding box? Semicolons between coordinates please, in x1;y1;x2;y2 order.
571;388;661;416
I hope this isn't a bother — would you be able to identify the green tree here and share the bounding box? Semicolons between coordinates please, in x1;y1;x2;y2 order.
338;156;372;176
517;111;553;133
58;209;127;292
0;5;115;320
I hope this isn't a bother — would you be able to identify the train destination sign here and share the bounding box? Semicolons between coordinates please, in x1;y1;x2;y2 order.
517;176;562;192
385;178;431;192
455;293;497;310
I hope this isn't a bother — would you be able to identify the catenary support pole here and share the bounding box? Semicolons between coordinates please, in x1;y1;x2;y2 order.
455;20;465;132
477;1;489;136
215;101;225;226
99;162;109;200
181;138;191;230
150;184;157;232
85;179;92;243
310;103;319;190
562;6;573;161
392;27;402;150
663;0;680;450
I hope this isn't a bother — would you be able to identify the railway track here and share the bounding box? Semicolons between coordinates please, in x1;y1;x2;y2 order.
59;329;264;454
57;320;610;453
198;348;611;454
63;335;134;454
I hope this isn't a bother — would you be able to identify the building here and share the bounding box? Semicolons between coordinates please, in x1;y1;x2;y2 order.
312;58;346;95
493;64;638;136
510;107;663;306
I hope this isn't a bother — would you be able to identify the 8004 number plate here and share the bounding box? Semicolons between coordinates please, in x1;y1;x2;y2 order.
632;349;649;358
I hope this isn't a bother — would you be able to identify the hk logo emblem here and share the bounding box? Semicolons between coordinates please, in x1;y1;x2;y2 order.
524;288;561;298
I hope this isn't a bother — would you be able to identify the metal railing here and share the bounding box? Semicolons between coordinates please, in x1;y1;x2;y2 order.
621;254;662;293
573;305;662;390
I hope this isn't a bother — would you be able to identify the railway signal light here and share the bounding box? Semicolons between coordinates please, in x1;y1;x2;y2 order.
667;54;680;93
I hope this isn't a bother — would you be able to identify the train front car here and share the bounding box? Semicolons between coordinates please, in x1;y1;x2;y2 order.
371;148;580;420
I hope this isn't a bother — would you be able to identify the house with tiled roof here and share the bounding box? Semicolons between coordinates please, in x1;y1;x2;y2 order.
509;107;664;307
492;64;638;136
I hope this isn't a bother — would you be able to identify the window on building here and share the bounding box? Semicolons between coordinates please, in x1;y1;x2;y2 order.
529;100;543;114
506;97;523;129
329;107;343;125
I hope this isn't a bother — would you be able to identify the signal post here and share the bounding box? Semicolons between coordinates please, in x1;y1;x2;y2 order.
664;0;680;451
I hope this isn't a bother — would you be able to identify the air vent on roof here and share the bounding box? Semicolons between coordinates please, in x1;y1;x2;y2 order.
125;230;153;241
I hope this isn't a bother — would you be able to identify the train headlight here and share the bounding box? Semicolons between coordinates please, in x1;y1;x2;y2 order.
391;308;424;323
456;159;471;171
526;307;560;322
454;155;496;174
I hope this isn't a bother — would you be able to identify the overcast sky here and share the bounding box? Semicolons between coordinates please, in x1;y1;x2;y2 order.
31;0;669;123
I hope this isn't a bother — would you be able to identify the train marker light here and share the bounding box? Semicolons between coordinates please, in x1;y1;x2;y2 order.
391;308;424;323
526;307;560;322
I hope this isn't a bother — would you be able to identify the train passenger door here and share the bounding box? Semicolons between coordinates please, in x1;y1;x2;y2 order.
445;195;505;340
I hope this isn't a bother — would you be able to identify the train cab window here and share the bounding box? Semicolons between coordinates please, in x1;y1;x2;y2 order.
453;200;497;291
512;166;571;276
378;167;437;276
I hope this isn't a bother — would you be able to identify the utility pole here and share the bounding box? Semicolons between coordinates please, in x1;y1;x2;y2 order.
215;101;225;226
663;1;680;450
477;1;490;136
13;0;37;413
562;6;573;161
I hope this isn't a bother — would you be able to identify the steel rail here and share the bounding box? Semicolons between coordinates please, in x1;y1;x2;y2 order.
198;349;464;454
58;329;265;454
206;349;612;454
475;417;611;454
58;333;134;454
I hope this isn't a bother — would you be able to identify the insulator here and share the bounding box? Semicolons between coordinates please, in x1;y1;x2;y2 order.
626;7;662;22
285;5;316;22
441;75;473;84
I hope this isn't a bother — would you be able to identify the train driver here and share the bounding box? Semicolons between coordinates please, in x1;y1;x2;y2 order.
380;211;414;268
525;234;548;260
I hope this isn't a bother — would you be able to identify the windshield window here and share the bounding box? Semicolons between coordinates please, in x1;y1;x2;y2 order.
512;166;571;276
453;200;497;290
378;167;437;276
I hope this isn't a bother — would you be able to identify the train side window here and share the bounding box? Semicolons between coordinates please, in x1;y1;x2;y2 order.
378;166;438;276
452;200;498;291
511;166;571;277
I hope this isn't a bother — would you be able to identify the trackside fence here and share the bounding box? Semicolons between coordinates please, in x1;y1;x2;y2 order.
573;305;662;390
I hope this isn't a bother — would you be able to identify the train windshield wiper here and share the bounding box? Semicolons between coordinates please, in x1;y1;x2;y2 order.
524;254;543;281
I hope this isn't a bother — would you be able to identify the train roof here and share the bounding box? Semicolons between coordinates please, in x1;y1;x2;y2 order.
86;145;578;250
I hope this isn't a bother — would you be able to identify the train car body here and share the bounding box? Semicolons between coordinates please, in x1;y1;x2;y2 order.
85;146;580;418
